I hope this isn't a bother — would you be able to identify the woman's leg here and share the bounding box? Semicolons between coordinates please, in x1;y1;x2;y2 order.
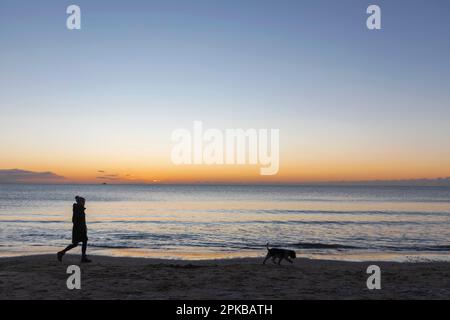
57;242;79;262
81;241;87;256
62;242;78;253
81;241;91;262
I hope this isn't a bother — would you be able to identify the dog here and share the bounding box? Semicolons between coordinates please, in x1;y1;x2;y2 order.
263;243;296;265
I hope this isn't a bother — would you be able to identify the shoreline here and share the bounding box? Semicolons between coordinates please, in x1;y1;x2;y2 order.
1;246;450;263
1;254;449;299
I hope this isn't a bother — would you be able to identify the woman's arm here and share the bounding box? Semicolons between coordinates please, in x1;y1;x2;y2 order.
72;204;80;224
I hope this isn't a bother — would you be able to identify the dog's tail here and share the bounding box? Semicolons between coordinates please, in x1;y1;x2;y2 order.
266;242;270;251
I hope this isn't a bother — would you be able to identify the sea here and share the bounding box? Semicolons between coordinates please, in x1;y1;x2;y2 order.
0;184;449;261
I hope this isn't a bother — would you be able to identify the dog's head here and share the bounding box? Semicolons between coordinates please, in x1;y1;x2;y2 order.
288;250;296;259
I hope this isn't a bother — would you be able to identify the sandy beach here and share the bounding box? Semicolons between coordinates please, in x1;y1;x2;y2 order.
0;254;449;300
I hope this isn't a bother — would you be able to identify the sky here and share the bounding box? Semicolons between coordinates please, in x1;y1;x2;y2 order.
1;0;450;184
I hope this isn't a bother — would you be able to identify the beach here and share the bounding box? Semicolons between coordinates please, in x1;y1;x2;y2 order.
1;186;449;300
1;254;449;300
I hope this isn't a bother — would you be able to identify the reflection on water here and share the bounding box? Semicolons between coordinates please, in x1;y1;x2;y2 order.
0;184;449;261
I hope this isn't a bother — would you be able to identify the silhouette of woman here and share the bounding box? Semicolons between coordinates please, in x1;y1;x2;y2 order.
57;196;91;263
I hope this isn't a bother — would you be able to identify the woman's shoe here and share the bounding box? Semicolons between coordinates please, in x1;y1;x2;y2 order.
81;255;92;263
57;251;64;262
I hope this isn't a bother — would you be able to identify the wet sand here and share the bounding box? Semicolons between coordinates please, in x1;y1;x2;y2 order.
0;254;449;299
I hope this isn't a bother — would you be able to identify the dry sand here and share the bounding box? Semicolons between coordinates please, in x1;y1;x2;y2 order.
0;254;449;299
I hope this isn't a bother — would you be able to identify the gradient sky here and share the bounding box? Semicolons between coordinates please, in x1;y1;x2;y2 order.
1;0;450;183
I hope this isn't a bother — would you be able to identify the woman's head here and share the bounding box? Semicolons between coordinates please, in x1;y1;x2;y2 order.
75;196;85;206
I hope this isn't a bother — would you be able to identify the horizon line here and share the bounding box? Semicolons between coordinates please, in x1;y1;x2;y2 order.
1;179;450;187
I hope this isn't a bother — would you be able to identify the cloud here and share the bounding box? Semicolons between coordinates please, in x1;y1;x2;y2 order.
96;174;120;181
94;172;152;184
315;177;450;187
0;169;66;184
95;169;124;182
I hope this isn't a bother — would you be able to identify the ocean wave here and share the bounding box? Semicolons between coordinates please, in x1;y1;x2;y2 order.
265;242;450;252
255;209;450;216
1;219;448;227
0;220;66;223
289;242;360;249
87;244;141;249
381;245;450;252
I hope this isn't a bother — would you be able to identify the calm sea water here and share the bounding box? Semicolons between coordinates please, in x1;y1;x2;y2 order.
0;184;449;261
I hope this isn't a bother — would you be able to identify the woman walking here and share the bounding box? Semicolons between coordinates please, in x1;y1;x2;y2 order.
57;196;92;263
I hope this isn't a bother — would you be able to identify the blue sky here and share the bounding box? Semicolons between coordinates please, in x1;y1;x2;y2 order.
1;0;449;182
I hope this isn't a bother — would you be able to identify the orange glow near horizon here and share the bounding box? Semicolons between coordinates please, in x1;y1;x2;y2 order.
2;133;450;184
2;161;448;184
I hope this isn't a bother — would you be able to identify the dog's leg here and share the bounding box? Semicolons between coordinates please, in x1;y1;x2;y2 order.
286;257;293;263
278;257;283;265
263;254;270;265
272;256;277;264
